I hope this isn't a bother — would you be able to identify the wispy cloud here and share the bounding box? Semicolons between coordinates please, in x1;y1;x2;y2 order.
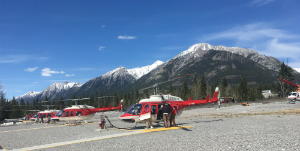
203;23;296;42
202;22;300;68
0;54;48;63
41;68;65;76
24;67;38;72
118;35;137;40
102;25;106;29
66;74;75;77
99;46;105;51
250;0;274;6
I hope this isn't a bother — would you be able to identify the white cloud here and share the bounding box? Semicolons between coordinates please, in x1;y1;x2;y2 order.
0;54;48;63
99;46;105;51
102;25;106;29
41;68;65;76
24;67;38;72
66;74;75;77
203;23;296;42
250;0;274;6
202;22;300;68
118;35;137;40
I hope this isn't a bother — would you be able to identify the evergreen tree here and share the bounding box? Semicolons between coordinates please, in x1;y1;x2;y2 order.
257;84;264;100
11;97;22;118
221;77;228;97
181;79;189;100
199;74;207;99
277;62;295;97
0;83;9;121
210;83;215;98
237;75;248;102
169;82;173;95
191;75;199;100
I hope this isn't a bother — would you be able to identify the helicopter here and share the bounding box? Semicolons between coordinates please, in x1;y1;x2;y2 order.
28;102;60;122
119;74;220;124
51;98;123;122
279;79;300;103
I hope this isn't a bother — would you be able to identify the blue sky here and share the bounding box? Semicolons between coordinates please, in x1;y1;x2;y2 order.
1;0;300;99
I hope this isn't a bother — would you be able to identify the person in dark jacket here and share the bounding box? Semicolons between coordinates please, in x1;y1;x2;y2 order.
169;105;177;127
162;103;170;128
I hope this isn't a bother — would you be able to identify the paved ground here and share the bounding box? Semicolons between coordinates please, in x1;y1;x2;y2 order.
1;100;300;151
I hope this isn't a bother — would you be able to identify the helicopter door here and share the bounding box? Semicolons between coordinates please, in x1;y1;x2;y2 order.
139;103;151;121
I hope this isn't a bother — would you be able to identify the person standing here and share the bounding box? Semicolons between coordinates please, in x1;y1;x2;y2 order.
144;105;153;129
169;105;177;127
40;114;44;123
47;114;51;124
162;103;170;128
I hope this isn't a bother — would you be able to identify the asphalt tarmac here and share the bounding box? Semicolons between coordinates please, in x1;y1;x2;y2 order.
1;100;300;151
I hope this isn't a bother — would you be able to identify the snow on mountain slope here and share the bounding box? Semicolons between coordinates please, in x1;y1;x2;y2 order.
294;68;300;73
15;91;41;102
128;60;164;79
172;43;281;71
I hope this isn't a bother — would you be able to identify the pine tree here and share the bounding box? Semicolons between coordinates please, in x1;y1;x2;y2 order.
238;75;248;102
0;83;8;121
199;74;207;99
277;62;295;97
181;79;189;100
221;77;228;97
11;97;22;118
191;75;199;100
169;82;173;95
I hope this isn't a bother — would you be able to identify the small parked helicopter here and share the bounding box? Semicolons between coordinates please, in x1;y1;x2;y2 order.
51;99;123;122
119;74;220;123
279;79;300;102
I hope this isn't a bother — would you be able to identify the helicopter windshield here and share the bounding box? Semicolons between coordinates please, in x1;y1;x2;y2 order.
289;93;297;96
55;110;65;117
125;104;143;115
32;113;38;118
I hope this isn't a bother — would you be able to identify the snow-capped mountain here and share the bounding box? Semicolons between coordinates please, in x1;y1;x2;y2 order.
128;60;164;79
38;81;82;100
16;81;82;103
172;43;282;71
16;61;164;102
294;68;300;73
15;91;41;102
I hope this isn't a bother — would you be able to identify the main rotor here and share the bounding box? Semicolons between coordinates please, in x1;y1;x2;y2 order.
139;74;191;95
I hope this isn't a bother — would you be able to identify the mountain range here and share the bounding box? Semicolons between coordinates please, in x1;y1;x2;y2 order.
15;43;300;103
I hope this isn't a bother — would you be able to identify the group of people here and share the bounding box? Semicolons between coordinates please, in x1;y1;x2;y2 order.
162;103;177;128
35;114;52;124
145;103;177;129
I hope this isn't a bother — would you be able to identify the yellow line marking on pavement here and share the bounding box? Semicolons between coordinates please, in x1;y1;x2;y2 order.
11;126;193;151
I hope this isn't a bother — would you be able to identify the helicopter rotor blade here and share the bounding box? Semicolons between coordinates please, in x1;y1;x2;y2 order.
139;74;191;92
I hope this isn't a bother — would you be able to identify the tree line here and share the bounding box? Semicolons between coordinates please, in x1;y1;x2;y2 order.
0;62;296;120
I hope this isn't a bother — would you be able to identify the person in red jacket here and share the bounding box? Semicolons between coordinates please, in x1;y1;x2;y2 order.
169;105;177;127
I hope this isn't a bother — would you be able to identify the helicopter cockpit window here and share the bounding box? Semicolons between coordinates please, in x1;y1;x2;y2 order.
125;104;143;115
76;111;82;116
151;105;156;114
32;113;38;118
289;93;297;96
64;111;69;117
55;110;65;117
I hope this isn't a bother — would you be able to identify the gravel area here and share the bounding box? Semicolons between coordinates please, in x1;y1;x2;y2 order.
1;101;300;151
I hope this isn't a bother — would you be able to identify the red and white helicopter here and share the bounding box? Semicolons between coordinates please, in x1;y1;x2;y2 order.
119;75;220;123
279;79;300;102
29;105;60;122
51;98;123;122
